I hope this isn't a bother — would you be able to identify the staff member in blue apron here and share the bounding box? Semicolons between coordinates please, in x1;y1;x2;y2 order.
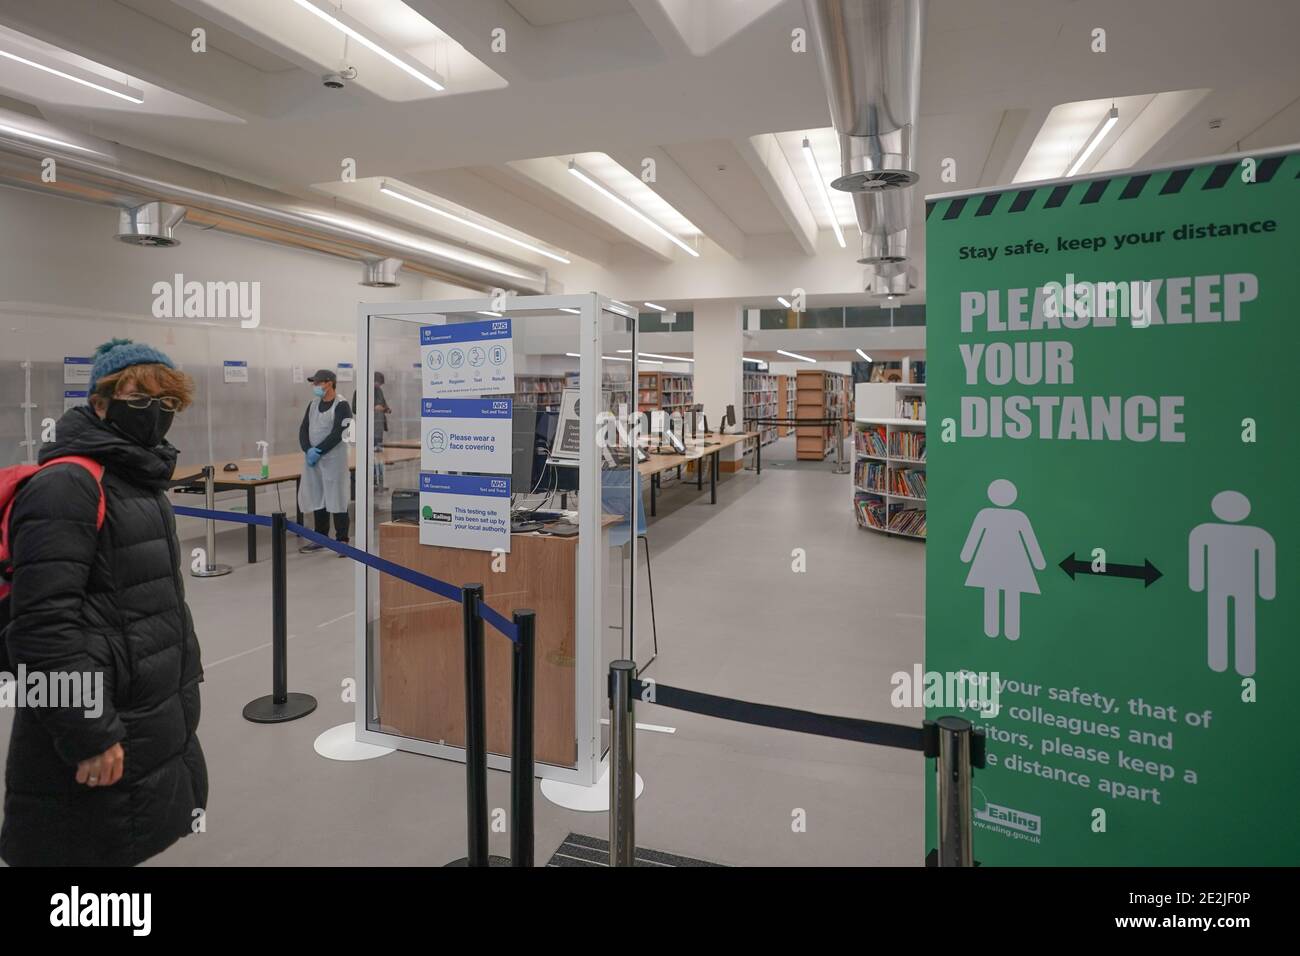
297;369;353;555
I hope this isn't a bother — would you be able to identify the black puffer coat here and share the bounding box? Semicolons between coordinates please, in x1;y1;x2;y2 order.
1;405;207;866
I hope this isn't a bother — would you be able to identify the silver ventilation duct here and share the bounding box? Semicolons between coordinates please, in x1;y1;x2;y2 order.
0;110;547;293
116;201;186;247
865;264;916;297
361;257;402;288
805;0;926;262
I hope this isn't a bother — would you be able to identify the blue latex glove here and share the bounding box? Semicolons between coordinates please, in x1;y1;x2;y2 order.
306;447;322;467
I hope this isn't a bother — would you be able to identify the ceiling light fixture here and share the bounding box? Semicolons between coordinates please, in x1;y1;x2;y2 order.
617;350;694;363
558;307;581;314
290;0;445;91
380;183;570;263
565;352;662;365
778;348;817;364
777;296;792;309
643;302;666;312
856;348;873;362
801;138;846;249
742;356;766;365
477;310;502;317
567;160;700;258
0;48;144;103
1066;105;1119;177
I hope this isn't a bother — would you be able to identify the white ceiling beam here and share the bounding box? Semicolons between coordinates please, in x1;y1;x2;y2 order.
505;156;677;263
625;0;694;58
734;134;818;257
604;146;746;259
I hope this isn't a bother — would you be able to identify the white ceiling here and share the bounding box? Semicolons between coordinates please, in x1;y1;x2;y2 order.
0;0;1297;307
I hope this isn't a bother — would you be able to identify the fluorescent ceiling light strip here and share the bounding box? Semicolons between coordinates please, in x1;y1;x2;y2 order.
290;0;444;91
0;123;99;154
477;311;502;317
558;308;581;314
0;48;143;103
643;302;666;312
1066;106;1120;177
742;356;766;365
568;161;700;258
565;352;662;365
777;297;791;308
616;350;694;363
856;348;872;362
380;184;570;264
777;348;817;364
802;138;846;249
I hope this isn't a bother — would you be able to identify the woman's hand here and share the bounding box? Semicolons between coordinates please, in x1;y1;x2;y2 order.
76;742;125;788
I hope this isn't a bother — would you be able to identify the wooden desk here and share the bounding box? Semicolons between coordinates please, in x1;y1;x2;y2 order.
637;431;761;515
171;446;420;562
376;521;582;767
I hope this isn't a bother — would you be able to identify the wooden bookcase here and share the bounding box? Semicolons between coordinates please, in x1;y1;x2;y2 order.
795;369;852;460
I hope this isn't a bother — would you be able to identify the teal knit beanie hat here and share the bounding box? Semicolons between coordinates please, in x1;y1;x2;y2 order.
87;338;177;395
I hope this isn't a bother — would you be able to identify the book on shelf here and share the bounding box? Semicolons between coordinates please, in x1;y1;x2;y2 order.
896;396;926;420
888;429;926;461
889;468;927;499
855;423;887;456
889;507;927;536
854;491;888;531
854;459;888;492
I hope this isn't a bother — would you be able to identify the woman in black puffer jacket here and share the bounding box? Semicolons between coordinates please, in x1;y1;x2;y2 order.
1;338;207;866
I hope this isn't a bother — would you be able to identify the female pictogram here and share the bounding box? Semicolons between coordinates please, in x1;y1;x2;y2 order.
960;479;1046;641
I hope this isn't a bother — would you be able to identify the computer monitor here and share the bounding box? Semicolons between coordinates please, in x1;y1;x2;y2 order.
718;404;736;434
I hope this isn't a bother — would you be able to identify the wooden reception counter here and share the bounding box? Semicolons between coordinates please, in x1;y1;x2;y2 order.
376;521;580;767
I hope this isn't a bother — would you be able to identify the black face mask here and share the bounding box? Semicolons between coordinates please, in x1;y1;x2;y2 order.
106;399;174;448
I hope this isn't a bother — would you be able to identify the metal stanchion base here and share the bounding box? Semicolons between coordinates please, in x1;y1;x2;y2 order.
242;692;317;723
443;856;511;867
191;564;233;578
313;722;394;761
540;764;644;812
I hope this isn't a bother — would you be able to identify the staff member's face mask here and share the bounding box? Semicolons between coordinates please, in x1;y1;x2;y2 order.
313;386;325;398
107;392;180;447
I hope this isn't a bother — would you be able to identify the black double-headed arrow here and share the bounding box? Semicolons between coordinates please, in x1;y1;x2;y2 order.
1059;553;1163;588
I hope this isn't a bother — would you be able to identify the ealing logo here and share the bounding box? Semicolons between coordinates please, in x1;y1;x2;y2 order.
151;272;261;328
972;787;1042;841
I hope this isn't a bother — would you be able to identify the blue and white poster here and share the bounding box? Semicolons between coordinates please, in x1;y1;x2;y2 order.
63;390;87;412
63;356;91;385
420;397;513;474
418;472;511;553
420;319;514;397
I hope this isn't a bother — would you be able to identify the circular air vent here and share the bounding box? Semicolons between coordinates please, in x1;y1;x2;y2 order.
117;233;180;248
833;169;918;192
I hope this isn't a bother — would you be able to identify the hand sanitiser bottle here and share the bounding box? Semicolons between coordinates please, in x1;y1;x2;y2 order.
257;440;269;479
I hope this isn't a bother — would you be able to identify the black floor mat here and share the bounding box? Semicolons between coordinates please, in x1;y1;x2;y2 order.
546;832;723;867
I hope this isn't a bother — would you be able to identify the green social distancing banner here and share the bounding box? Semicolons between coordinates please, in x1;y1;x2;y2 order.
923;151;1297;864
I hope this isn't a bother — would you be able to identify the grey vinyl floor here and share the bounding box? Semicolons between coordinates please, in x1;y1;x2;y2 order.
0;436;927;866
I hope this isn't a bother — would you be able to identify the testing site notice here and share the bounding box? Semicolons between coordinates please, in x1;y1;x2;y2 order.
923;153;1297;865
418;472;511;554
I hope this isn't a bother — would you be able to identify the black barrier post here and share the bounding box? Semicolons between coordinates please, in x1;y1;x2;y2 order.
463;584;489;867
608;660;637;866
243;513;318;723
934;716;975;866
511;610;536;867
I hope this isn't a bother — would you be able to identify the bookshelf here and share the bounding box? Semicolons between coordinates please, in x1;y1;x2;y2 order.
513;374;565;413
795;369;852;460
566;370;633;415
777;374;796;437
853;413;926;540
637;370;694;415
743;371;780;447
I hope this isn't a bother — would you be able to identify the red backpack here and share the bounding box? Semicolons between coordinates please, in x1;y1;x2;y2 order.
0;456;106;670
